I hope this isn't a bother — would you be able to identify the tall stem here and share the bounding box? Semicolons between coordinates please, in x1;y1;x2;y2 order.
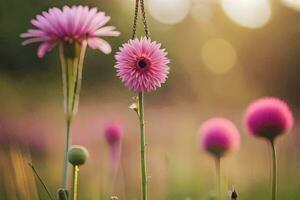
215;157;221;200
138;92;147;200
270;140;277;200
62;119;71;188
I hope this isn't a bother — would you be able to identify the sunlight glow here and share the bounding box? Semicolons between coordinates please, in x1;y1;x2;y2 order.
148;0;191;25
221;0;271;29
190;0;214;23
281;0;300;12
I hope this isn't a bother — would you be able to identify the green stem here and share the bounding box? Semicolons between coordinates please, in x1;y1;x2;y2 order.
271;140;277;200
215;157;221;200
62;119;71;189
71;165;79;200
138;92;147;200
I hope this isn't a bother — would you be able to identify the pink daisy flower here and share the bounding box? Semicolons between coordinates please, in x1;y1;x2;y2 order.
245;97;293;140
115;37;170;93
21;5;120;58
199;118;240;157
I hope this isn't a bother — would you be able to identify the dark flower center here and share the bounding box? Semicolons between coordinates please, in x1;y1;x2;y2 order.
137;58;150;69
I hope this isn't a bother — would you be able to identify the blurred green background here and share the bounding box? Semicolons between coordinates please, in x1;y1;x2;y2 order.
0;0;300;199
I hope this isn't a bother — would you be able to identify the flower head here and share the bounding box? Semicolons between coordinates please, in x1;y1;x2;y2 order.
21;6;120;58
103;122;124;147
199;118;240;158
115;37;170;93
245;97;293;140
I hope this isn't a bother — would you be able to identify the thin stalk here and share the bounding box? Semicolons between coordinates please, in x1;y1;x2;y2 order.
71;165;79;200
215;157;221;200
28;163;54;200
71;41;87;115
270;140;277;200
62;119;71;188
138;92;147;200
59;44;68;116
59;44;71;188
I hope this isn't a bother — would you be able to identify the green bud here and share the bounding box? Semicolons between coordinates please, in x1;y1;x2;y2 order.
68;145;89;166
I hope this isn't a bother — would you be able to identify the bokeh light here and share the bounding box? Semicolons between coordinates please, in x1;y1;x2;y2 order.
281;0;300;12
148;0;190;24
190;0;214;23
221;0;271;28
201;38;237;75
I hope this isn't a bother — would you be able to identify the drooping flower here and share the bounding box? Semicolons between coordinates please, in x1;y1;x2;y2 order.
21;5;120;58
115;37;170;93
245;97;293;140
199;118;240;158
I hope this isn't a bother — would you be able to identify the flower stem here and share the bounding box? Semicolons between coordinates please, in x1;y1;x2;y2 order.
215;157;221;200
62;119;71;188
59;41;87;190
71;165;79;200
270;140;277;200
138;92;147;200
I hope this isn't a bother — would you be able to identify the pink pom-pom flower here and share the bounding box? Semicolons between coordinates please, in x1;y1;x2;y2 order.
21;6;120;58
199;118;240;157
104;122;124;147
245;97;293;140
103;122;124;165
115;37;170;93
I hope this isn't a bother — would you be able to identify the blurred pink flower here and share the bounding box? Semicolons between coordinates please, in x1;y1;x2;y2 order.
199;118;240;157
104;122;123;146
21;5;120;58
115;37;170;93
245;97;293;140
103;122;124;164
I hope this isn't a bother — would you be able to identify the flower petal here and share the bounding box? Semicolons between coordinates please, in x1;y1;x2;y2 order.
87;38;112;54
93;26;120;37
37;43;54;58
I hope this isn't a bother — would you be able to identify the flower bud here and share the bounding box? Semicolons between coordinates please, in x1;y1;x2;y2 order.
68;145;89;166
57;188;69;200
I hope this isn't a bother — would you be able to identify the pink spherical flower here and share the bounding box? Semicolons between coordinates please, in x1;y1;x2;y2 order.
104;122;124;147
245;97;293;140
199;118;240;157
103;122;124;164
21;6;120;58
115;37;170;93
